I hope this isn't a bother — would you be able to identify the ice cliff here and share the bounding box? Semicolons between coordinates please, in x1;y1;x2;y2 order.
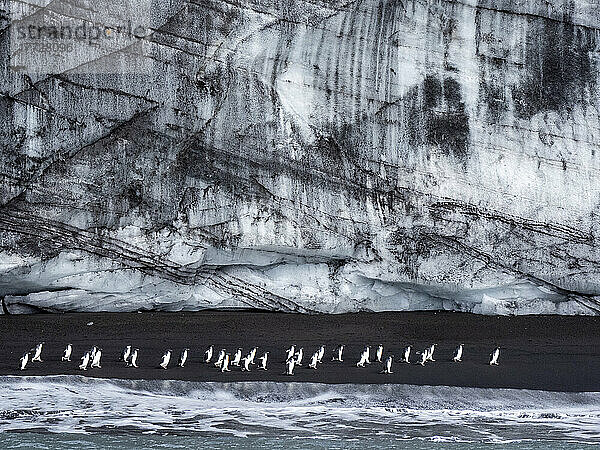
1;0;600;314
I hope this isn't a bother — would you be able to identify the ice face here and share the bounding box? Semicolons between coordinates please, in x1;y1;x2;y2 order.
0;247;592;314
1;0;600;315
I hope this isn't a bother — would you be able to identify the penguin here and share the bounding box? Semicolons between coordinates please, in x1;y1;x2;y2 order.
403;346;411;363
317;345;325;364
364;346;371;364
241;355;252;372
382;355;393;374
231;348;242;366
122;345;132;363
356;349;369;367
91;348;102;368
453;344;463;362
204;345;213;363
160;350;172;369
89;346;98;363
376;345;384;363
286;357;295;375
332;345;344;362
62;344;72;362
489;347;500;365
31;342;44;362
79;351;90;370
308;351;319;369
427;344;436;362
425;348;431;361
285;345;296;362
258;352;269;370
179;348;189;368
221;354;231;372
20;352;29;371
214;349;226;368
128;349;139;368
249;347;258;365
294;348;304;366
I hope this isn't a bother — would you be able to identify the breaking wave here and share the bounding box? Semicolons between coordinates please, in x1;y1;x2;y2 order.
0;375;599;445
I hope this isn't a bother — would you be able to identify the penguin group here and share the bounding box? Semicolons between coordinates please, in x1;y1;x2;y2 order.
18;342;105;371
284;344;328;375
19;342;45;371
17;341;503;374
79;345;103;370
121;345;139;368
349;343;501;374
200;346;268;374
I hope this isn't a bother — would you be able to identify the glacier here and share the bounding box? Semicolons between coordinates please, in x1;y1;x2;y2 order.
1;0;600;314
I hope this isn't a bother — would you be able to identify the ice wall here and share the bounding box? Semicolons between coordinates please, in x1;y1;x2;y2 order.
1;0;599;314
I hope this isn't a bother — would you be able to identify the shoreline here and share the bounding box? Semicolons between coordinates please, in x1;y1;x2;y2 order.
1;311;599;392
4;373;600;396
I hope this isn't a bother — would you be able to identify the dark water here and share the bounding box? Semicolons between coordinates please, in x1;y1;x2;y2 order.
1;376;599;448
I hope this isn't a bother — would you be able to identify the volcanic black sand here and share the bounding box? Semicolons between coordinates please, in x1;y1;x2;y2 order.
0;311;599;391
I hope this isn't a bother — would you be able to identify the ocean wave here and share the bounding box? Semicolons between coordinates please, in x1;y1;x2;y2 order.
0;376;599;443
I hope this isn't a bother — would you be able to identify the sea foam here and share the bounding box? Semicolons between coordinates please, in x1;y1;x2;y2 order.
0;376;599;443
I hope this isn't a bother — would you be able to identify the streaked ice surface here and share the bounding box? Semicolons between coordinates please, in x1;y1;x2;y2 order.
0;376;599;447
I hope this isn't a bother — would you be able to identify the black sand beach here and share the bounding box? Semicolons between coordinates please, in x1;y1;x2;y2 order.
0;311;599;392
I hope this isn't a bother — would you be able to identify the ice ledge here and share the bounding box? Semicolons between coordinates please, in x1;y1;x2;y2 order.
0;250;595;315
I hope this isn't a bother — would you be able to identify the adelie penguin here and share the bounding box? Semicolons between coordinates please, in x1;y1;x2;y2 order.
362;346;372;365
62;344;72;362
128;349;139;368
19;352;29;371
90;348;102;369
427;344;436;362
179;348;189;368
308;351;319;369
332;345;344;362
90;346;98;363
317;345;325;364
214;349;226;368
403;346;411;363
453;344;463;362
231;348;242;366
376;345;384;363
364;345;371;364
286;357;295;375
356;347;370;367
122;345;132;363
241;355;252;372
221;354;231;373
79;351;90;370
160;350;172;369
294;348;304;366
248;347;258;365
382;356;393;374
489;347;500;365
258;352;269;370
418;350;427;366
285;345;295;362
31;342;44;362
204;346;213;363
